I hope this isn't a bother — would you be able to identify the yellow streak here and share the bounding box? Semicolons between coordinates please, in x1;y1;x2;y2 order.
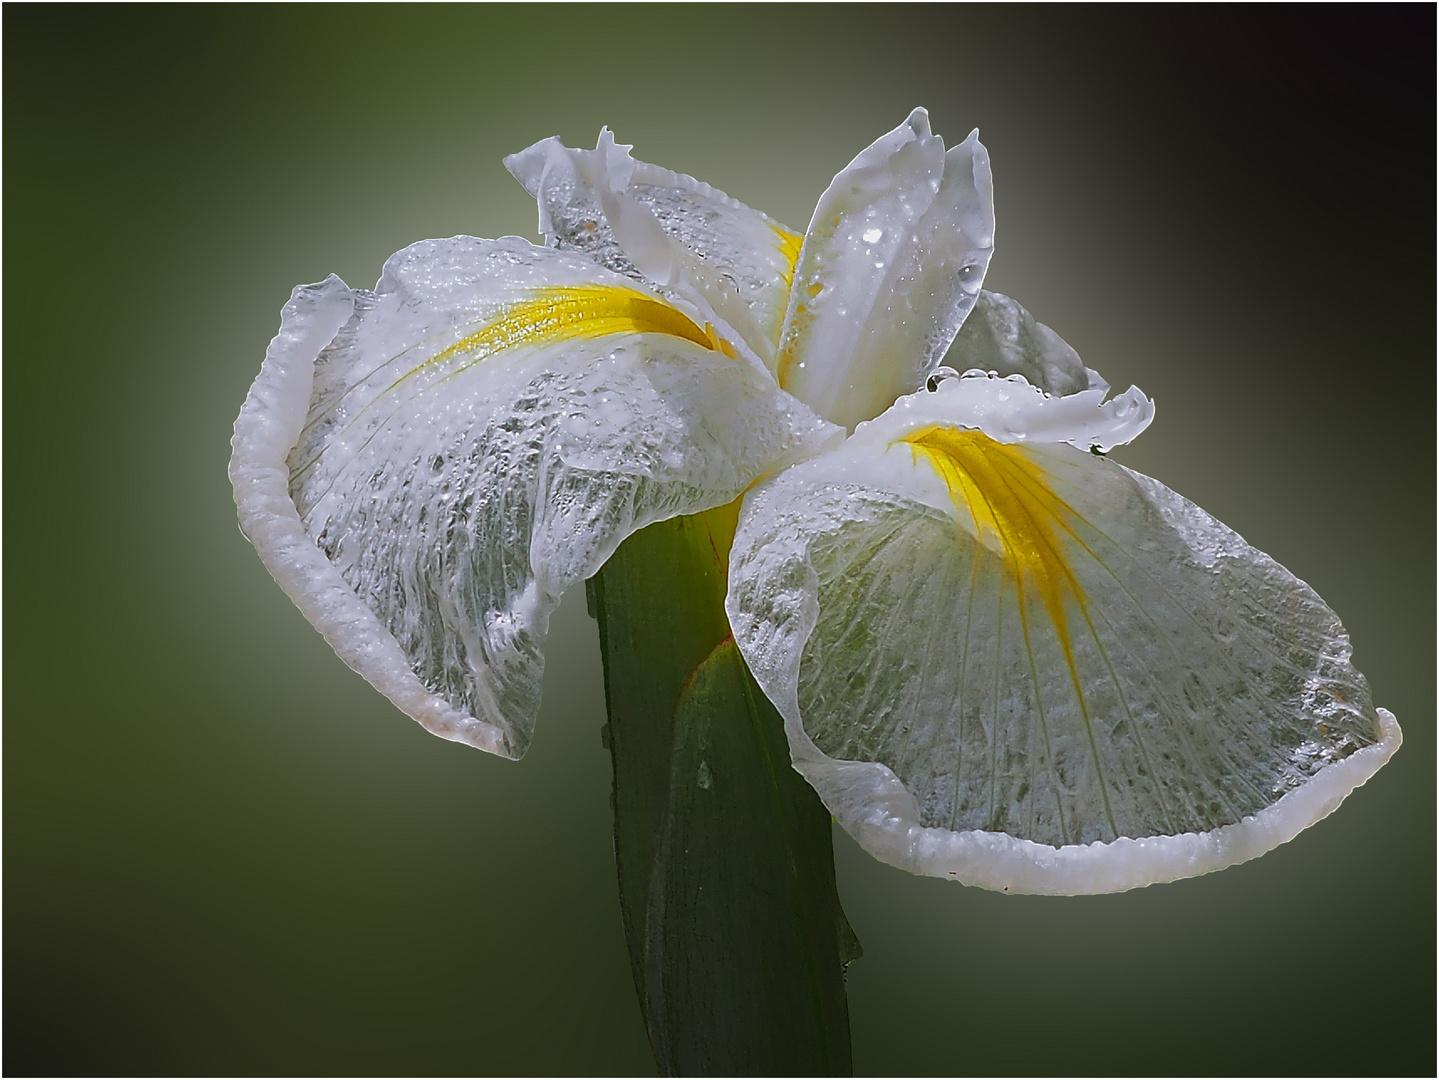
901;426;1090;682
703;322;739;359
904;425;1122;837
772;228;807;389
294;285;728;483
774;227;804;287
426;285;715;373
775;302;811;392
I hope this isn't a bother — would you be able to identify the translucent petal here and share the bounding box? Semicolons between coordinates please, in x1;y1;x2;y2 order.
863;370;1154;454
942;290;1094;398
231;236;839;759
727;383;1399;894
775;108;996;431
505;130;803;370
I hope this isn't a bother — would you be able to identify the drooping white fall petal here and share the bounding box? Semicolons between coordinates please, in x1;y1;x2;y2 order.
726;373;1400;894
231;236;839;758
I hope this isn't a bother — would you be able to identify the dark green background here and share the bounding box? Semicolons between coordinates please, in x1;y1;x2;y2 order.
7;5;1433;1075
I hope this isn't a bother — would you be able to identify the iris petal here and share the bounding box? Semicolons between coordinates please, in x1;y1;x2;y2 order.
942;290;1096;398
505;131;802;369
776;108;996;430
726;378;1399;893
231;236;838;758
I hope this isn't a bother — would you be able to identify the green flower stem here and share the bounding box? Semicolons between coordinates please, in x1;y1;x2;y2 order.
587;505;861;1077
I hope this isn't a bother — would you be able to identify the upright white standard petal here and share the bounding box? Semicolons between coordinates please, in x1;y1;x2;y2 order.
505;131;804;370
726;375;1399;894
231;236;839;758
942;290;1096;398
776;108;996;431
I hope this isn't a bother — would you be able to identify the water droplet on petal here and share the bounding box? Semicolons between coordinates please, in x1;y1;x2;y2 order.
926;365;962;392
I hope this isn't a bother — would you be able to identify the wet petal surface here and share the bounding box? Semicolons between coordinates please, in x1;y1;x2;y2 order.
506;131;802;369
776;109;996;430
231;236;837;758
726;378;1398;893
942;290;1094;398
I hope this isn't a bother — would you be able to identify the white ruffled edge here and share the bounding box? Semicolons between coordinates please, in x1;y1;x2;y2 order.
852;369;1155;454
228;276;508;756
789;710;1400;895
504;129;772;373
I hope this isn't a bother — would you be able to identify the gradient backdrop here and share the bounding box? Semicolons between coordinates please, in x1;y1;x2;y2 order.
7;6;1434;1076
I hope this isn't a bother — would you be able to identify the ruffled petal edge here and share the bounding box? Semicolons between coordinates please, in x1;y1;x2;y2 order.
788;709;1400;894
229;275;509;755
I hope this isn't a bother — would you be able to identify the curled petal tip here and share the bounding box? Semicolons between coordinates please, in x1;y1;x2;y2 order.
502;135;562;189
594;125;634;160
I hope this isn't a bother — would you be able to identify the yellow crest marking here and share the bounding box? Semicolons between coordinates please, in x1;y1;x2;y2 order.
702;322;739;359
901;426;1092;681
772;228;808;388
901;425;1120;837
426;285;715;374
774;302;813;393
294;286;725;481
774;227;804;288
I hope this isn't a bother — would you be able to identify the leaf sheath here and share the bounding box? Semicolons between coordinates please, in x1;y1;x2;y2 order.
588;510;860;1077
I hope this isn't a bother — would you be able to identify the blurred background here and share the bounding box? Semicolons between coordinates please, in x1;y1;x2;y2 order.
6;5;1433;1075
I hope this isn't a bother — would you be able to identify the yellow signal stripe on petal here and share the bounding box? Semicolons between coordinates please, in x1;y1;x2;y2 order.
774;301;811;393
775;227;804;288
902;425;1119;834
293;286;723;483
772;228;808;387
427;285;714;373
902;426;1088;671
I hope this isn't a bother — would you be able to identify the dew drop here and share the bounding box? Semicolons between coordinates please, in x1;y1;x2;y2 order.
926;365;961;392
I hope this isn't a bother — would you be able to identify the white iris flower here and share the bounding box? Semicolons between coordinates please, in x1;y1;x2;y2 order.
230;109;1399;895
